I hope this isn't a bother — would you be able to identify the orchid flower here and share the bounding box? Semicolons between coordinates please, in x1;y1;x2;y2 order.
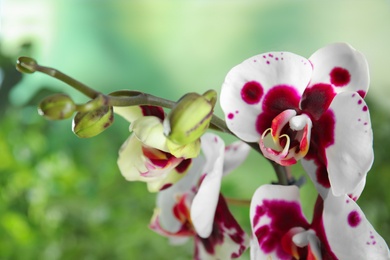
150;133;250;259
250;184;390;260
115;105;198;192
220;43;373;198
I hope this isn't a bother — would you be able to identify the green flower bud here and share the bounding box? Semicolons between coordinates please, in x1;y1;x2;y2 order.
16;57;37;74
164;90;217;145
72;106;114;138
38;94;76;120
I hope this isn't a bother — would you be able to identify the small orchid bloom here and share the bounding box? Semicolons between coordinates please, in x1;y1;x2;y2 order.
115;105;195;192
250;185;390;260
220;43;373;197
150;133;250;259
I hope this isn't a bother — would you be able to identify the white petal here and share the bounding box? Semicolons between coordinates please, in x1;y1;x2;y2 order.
323;194;390;259
220;52;312;142
117;134;148;181
325;92;373;196
309;43;370;96
131;116;169;152
157;156;205;233
223;141;250;176
113;106;143;123
191;133;225;238
194;196;249;259
301;158;330;199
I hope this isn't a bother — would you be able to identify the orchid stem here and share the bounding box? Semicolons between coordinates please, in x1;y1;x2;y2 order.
225;197;251;207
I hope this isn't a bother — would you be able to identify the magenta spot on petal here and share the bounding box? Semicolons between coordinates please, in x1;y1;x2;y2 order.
362;105;368;111
301;83;336;120
255;85;301;134
253;199;309;257
357;90;366;98
160;183;172;190
358;99;362;105
235;110;239;114
352;93;356;97
358;118;361;121
141;105;165;120
306;109;335;165
253;205;266;227
254;59;257;62
175;159;192;173
364;122;368;125
275;57;279;61
241;81;264;105
263;55;266;58
228;113;234;119
268;54;274;58
266;61;270;64
281;58;284;60
348;210;361;227
330;67;351;87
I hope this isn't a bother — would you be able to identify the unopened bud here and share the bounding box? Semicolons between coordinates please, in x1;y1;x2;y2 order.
164;90;217;145
38;94;76;120
16;57;38;74
72;106;114;138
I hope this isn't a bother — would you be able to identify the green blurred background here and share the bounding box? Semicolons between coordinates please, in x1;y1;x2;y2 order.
1;1;389;259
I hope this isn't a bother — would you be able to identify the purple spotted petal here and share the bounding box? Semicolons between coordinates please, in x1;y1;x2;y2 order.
323;193;390;259
191;133;225;238
325;92;373;196
309;43;370;98
220;52;312;142
250;185;310;259
194;195;248;259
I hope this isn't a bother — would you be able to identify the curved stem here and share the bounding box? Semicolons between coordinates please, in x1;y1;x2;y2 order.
35;65;102;99
225;197;251;207
271;162;289;185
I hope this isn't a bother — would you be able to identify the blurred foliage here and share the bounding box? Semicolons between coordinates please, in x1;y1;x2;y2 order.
1;0;389;259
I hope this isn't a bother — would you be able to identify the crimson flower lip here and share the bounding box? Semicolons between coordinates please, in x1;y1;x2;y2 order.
220;42;373;199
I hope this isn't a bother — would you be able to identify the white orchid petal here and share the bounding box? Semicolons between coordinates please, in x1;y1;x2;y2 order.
223;141;251;176
157;156;204;233
326;92;373;196
309;43;370;96
131;116;169;152
301;158;330;199
117;134;148;181
323;194;390;259
113;106;144;123
191;133;225;238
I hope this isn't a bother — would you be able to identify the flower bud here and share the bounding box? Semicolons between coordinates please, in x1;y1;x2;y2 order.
16;57;37;74
164;90;217;145
38;94;76;120
72;106;114;138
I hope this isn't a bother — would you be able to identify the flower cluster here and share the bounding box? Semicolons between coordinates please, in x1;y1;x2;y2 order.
18;43;390;259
